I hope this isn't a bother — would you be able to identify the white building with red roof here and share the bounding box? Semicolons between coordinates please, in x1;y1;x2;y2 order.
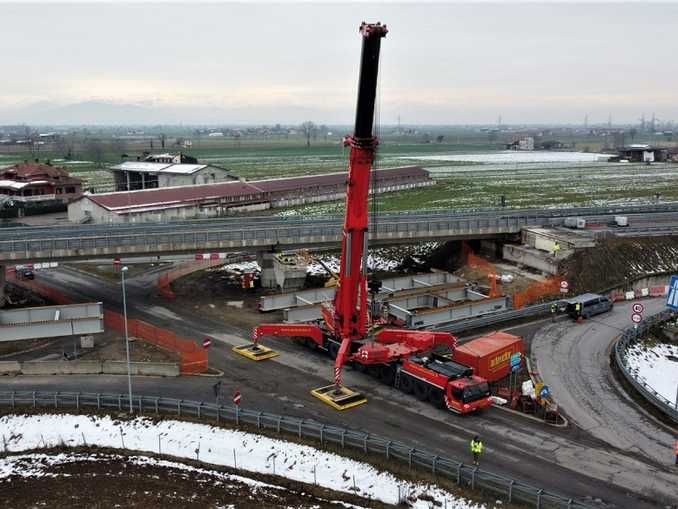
68;166;432;223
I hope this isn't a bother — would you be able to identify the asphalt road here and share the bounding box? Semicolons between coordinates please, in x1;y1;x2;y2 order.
531;299;678;504
5;266;677;508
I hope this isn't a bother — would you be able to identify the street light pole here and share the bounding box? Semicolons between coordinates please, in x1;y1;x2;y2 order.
121;266;133;414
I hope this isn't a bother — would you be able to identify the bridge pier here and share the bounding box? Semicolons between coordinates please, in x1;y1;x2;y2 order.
257;252;277;289
256;251;307;291
0;264;6;308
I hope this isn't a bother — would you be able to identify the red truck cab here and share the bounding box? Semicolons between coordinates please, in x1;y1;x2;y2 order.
400;353;492;414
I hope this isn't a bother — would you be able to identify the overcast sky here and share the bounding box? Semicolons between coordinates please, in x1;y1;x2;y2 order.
1;1;676;125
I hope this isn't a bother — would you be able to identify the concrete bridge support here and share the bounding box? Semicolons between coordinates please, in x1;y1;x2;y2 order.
257;252;277;289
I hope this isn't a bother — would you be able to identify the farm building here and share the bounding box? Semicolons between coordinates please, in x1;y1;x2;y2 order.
614;145;669;163
68;166;432;224
109;159;235;191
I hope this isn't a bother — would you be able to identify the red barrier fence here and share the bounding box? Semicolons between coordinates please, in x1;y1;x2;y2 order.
104;310;208;374
10;274;208;375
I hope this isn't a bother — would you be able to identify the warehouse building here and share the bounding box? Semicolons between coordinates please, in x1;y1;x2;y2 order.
109;159;235;191
68;166;432;223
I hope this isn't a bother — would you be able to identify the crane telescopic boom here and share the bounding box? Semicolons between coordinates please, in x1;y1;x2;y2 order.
328;21;388;389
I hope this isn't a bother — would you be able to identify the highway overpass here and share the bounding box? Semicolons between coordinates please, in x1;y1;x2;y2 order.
2;203;678;264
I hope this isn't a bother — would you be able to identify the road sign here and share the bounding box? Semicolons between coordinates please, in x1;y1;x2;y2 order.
631;313;642;324
203;338;212;349
632;303;644;314
233;389;241;406
539;385;550;399
667;275;678;309
510;352;522;372
560;281;569;293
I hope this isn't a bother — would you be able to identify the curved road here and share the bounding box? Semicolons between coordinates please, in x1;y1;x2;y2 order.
532;299;678;505
6;266;677;508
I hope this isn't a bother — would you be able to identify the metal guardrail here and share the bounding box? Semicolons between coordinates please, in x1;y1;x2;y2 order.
433;302;557;333
614;309;678;422
0;390;591;509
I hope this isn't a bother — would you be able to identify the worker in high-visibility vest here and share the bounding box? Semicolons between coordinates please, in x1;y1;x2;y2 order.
470;436;483;466
553;242;561;257
575;302;582;321
550;303;557;322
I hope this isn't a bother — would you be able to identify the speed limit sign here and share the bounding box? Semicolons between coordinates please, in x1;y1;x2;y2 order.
631;313;642;324
632;303;644;314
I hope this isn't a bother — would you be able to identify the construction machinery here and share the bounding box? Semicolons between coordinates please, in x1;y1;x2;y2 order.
235;22;492;413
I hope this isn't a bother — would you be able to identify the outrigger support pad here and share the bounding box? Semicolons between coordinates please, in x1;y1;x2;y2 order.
232;343;279;361
310;384;367;410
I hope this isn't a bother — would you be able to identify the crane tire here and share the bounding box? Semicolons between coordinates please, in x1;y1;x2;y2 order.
327;341;339;359
399;374;415;394
414;380;429;401
428;387;446;409
379;365;396;386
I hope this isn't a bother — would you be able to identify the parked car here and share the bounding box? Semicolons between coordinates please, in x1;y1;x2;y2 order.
565;293;613;319
18;268;35;280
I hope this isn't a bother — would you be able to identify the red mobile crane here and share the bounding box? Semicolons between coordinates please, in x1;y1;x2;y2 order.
235;22;492;413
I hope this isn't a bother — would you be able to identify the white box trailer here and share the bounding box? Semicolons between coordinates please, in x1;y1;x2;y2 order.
564;217;586;229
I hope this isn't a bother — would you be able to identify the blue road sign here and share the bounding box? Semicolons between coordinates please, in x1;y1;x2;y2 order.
539;385;550;399
667;276;678;310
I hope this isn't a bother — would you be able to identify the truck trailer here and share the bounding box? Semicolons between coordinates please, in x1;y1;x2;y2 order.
451;331;524;383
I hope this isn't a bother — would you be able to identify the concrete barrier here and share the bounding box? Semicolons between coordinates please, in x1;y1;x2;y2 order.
0;361;21;375
102;361;179;377
11;360;180;377
20;360;102;375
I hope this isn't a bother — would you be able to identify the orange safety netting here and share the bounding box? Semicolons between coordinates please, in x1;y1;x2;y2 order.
511;277;562;309
464;243;500;298
104;310;208;374
9;274;207;374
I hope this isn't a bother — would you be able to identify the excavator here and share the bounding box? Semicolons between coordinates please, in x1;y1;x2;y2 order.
234;22;492;413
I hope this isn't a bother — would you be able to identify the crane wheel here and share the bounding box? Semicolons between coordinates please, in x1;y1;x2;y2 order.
379;365;396;386
327;341;340;359
399;374;415;394
414;380;429;401
428;388;446;409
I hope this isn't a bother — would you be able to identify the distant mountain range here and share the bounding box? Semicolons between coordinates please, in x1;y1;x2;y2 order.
0;100;339;125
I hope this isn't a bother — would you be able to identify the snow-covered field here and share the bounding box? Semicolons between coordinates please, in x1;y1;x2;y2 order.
402;151;613;164
0;413;487;509
626;342;678;406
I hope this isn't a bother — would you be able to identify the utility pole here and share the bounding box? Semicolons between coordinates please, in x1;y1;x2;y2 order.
121;266;133;414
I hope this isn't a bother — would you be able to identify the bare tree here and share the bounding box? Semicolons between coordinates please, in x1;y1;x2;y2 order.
299;121;317;150
84;138;105;165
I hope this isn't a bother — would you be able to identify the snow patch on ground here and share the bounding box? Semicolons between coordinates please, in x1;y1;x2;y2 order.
0;414;485;509
402;151;614;164
625;342;678;405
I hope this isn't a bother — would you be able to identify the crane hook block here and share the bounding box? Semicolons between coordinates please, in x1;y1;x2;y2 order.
311;384;367;410
232;343;279;361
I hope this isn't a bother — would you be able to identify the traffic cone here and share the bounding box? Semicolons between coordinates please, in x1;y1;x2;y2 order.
577;316;583;324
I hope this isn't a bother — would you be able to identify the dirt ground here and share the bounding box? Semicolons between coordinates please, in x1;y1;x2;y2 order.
170;267;282;329
0;451;390;509
560;235;678;293
77;330;179;363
